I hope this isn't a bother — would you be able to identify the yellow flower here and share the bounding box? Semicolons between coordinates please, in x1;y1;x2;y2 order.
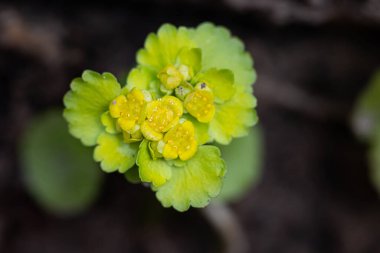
141;96;183;141
184;88;215;123
157;64;191;90
158;120;197;161
109;88;151;141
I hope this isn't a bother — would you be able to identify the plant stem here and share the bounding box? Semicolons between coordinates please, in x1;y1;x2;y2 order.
202;202;249;253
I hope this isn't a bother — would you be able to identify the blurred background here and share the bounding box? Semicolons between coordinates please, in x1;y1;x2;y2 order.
1;0;380;252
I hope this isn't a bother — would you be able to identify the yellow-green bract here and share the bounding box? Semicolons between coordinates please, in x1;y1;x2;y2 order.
63;22;257;212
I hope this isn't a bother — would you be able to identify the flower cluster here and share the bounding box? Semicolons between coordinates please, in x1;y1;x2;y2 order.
63;23;257;211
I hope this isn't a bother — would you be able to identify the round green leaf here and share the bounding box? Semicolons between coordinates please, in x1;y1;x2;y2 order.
20;110;104;216
124;166;141;184
136;140;172;188
189;22;256;92
137;24;195;72
94;132;139;174
352;70;380;141
369;130;380;196
63;70;121;146
210;85;258;145
154;145;226;212
216;126;263;202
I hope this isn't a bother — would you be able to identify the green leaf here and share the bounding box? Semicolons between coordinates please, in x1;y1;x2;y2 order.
189;22;256;91
63;70;121;146
178;48;202;74
94;133;139;173
154;146;226;212
136;140;172;187
210;85;258;144
352;71;380;141
126;67;155;91
137;24;195;72
198;68;235;103
20;110;103;216
101;112;119;134
354;71;380;197
216;126;263;202
369;129;380;196
124;166;141;184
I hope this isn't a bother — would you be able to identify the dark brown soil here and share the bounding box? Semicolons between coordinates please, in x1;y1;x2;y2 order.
1;1;380;252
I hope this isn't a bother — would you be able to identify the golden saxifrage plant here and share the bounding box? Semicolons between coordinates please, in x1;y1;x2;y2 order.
63;23;257;211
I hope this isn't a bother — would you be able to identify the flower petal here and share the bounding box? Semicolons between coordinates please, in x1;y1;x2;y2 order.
155;145;226;212
63;70;121;146
94;132;138;173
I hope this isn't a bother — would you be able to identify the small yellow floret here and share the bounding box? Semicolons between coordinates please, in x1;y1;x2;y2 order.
157;64;190;90
109;95;127;118
161;120;197;161
141;96;183;141
184;89;215;123
109;88;147;135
